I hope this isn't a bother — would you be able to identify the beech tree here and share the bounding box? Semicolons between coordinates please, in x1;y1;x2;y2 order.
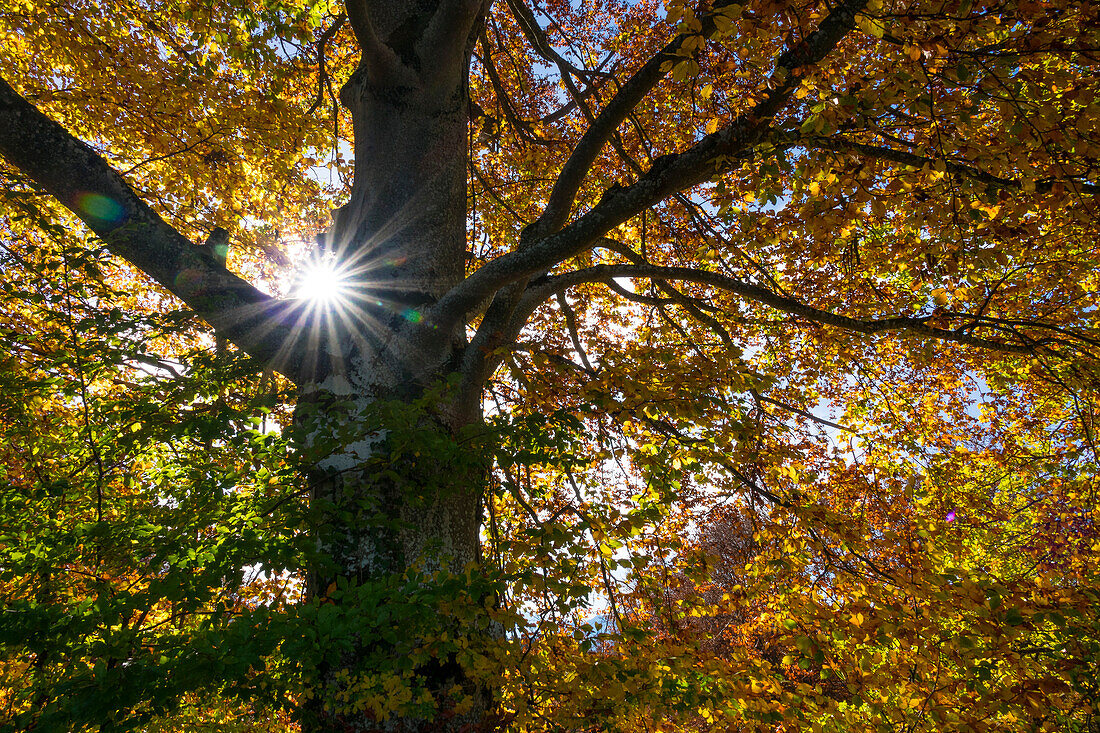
1;0;1098;731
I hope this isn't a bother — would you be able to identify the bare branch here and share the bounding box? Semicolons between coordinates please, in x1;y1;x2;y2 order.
306;12;347;116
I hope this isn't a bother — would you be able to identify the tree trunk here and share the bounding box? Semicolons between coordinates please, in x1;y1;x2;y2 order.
296;2;489;730
296;377;491;733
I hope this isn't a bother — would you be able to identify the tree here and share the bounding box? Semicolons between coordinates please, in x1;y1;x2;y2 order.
1;0;1098;730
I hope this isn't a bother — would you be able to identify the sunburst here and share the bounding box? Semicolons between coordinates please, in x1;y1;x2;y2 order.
293;252;352;308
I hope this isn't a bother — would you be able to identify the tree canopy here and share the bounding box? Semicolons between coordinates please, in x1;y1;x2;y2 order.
1;0;1099;730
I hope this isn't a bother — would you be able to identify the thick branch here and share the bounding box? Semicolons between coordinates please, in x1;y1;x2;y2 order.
504;0;592;79
433;0;870;333
344;0;486;90
555;291;595;373
524;0;870;242
520;25;685;241
0;76;300;376
343;0;374;51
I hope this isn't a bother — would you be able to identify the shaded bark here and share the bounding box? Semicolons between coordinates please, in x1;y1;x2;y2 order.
296;377;490;733
296;2;492;730
0;76;301;373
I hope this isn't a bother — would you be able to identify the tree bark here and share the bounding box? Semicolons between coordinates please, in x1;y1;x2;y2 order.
296;376;490;733
296;1;491;730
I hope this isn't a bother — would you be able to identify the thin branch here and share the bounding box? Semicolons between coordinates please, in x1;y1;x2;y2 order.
556;292;596;373
504;0;599;80
533;263;1047;354
120;126;226;176
791;131;1100;195
306;13;347;116
476;33;544;144
601;238;735;350
564;468;625;634
751;390;860;435
470;160;531;224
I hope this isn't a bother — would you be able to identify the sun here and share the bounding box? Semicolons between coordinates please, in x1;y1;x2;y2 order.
294;253;351;308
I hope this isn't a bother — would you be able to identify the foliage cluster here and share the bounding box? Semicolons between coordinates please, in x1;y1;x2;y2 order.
2;0;1100;730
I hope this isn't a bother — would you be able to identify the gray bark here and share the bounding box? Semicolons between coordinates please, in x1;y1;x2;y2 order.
296;1;491;730
296;377;489;732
